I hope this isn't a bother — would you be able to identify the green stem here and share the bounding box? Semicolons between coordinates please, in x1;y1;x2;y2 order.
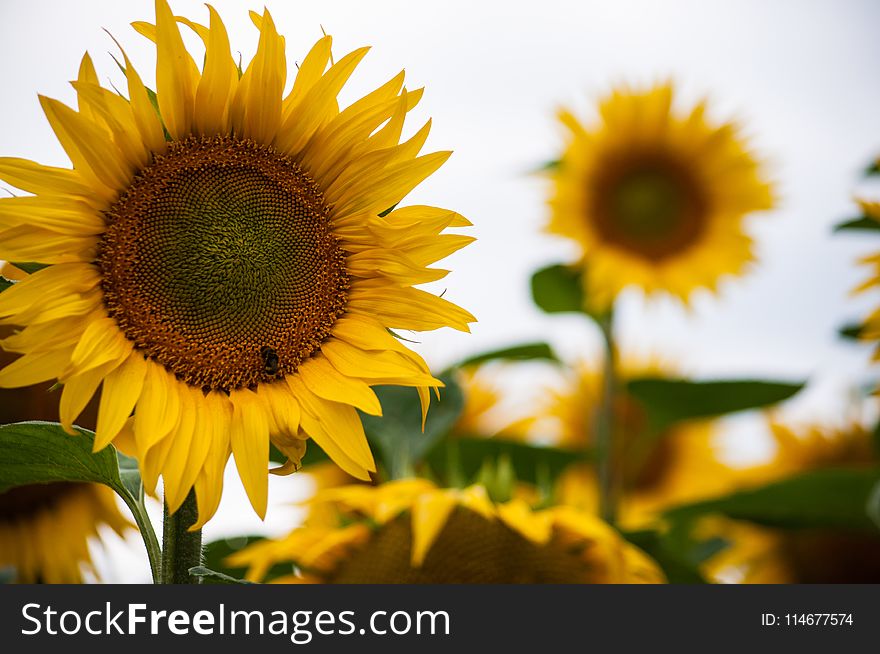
595;312;619;526
117;487;161;584
160;489;202;584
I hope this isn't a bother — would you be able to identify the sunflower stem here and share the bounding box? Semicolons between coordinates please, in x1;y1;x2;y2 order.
595;312;619;526
160;490;202;584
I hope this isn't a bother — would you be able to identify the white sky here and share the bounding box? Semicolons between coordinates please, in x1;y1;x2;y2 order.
2;0;879;581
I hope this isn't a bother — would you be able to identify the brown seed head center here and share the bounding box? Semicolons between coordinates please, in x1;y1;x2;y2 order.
98;136;348;392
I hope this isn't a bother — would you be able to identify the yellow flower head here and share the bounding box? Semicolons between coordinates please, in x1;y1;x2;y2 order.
542;359;738;527
548;83;774;307
228;479;665;584
0;482;130;583
705;421;880;583
0;1;474;527
853;199;880;360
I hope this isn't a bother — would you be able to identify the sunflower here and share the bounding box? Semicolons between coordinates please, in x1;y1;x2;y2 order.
548;83;774;307
539;360;738;527
228;479;665;583
0;1;474;528
0;482;130;583
704;421;880;583
853;199;880;359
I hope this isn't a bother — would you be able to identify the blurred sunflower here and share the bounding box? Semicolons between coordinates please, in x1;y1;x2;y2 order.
0;1;474;527
228;479;665;583
548;83;774;307
705;422;880;583
540;360;738;527
853;199;880;359
0;482;129;583
451;364;536;439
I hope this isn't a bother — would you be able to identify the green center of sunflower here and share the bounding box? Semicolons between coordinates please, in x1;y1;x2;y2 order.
99;136;349;392
591;152;708;261
325;507;606;583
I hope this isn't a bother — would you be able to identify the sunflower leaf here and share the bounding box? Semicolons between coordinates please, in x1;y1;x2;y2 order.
9;262;49;274
0;421;161;582
188;566;254;585
450;342;561;369
426;436;583;488
839;322;865;340
360;373;465;479
622;528;718;584
833;216;880;232
530;263;585;314
626;377;805;433
665;467;880;532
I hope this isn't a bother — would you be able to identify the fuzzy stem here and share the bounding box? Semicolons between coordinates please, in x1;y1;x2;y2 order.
160;489;202;584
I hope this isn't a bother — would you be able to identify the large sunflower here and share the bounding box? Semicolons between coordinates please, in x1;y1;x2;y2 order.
0;1;474;527
548;83;774;307
228;479;665;583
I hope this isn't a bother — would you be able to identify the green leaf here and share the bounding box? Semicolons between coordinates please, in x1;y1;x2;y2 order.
0;421;126;491
530;263;585;314
626;377;805;432
0;277;14;293
10;262;49;274
378;203;398;218
426;436;582;487
666;467;880;532
534;159;560;173
833;216;880;232
0;421;161;582
452;342;560;369
622;528;719;584
839;322;865;340
866;160;880;176
868;481;880;530
362;373;464;479
188;566;253;585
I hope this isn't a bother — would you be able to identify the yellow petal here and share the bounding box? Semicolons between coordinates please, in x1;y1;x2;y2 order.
94;353;147;451
347;284;475;332
410;491;457;566
297;354;382;416
190;4;236;136
287;376;373;480
320;339;439;385
0;195;105;236
60;361;117;434
0;157;96;201
158;384;198;513
133;362;181;457
154;0;197;139
233;8;284;143
66;316;131;377
230;388;270;519
38;95;130;194
0;345;73;388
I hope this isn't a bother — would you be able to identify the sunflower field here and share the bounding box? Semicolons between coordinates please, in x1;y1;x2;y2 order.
0;0;878;588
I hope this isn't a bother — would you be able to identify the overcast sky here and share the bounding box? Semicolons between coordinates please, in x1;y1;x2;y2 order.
2;0;879;580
